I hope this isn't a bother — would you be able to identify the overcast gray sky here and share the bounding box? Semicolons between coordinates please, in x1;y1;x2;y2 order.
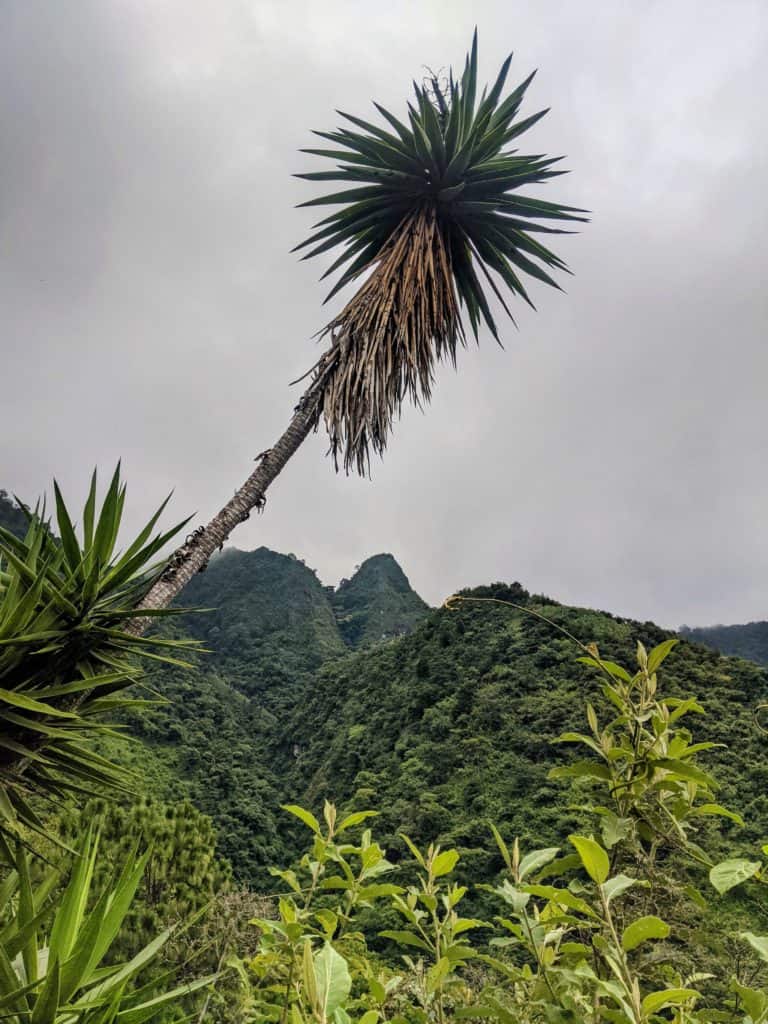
2;0;766;627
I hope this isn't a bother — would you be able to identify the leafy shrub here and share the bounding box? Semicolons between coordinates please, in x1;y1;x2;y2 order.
246;636;768;1023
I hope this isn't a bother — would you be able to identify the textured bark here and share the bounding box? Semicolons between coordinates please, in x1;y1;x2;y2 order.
126;391;319;635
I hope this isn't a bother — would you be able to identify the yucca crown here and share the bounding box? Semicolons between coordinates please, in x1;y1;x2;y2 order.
295;32;586;473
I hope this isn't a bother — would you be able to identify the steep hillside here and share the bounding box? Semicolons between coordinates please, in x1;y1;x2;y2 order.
681;621;768;667
132;571;768;886
289;583;768;880
123;545;430;879
175;547;347;709
330;553;430;647
124;658;287;875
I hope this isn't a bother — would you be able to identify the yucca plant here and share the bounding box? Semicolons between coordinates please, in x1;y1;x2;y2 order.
296;32;585;474
0;829;215;1022
0;467;197;847
129;33;585;625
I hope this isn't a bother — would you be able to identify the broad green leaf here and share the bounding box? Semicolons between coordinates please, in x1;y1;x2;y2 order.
338;811;378;832
668;697;705;723
602;874;638;905
740;932;768;964
647;638;679;674
489;824;511;870
521;885;597;918
453;918;486;935
709;859;760;895
313;943;351;1018
553;732;606;758
621;916;670;951
432;849;459;877
281;804;322;835
399;834;425;868
379;930;432;952
696;803;744;826
569;835;609;885
518;847;559;881
600;813;632;849
654;758;715;788
315;910;338;938
425;956;451;995
730;979;768;1021
358;883;404;900
641;988;698;1014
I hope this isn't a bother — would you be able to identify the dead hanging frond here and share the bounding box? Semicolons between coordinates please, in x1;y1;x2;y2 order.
294;31;588;475
308;205;462;474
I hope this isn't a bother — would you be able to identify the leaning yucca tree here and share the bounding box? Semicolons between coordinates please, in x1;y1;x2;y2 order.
130;33;585;625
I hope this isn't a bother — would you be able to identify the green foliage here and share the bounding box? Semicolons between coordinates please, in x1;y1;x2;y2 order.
0;829;215;1022
56;797;232;957
176;547;346;705
123;658;286;881
248;638;768;1023
102;564;768;889
288;585;768;873
110;548;429;882
0;467;197;848
296;31;584;327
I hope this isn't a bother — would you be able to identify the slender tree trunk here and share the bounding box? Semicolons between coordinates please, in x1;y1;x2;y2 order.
126;389;320;635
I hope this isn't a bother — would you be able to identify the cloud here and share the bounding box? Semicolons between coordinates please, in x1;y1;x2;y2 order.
2;0;766;628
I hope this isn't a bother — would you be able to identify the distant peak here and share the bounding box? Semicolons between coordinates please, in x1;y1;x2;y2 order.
337;553;414;596
332;554;429;648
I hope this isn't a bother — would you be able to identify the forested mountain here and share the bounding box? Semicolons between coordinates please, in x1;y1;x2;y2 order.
330;553;430;647
176;547;347;707
134;560;768;887
4;484;767;892
288;584;768;875
120;545;432;876
681;620;768;667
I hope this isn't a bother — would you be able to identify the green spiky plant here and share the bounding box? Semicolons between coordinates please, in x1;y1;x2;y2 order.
129;33;585;626
0;828;215;1023
0;467;197;847
295;31;585;474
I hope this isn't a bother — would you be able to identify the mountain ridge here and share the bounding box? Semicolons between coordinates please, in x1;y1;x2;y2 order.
680;620;768;667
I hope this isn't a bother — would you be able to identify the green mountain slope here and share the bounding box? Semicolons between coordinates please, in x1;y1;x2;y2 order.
123;660;287;874
123;546;430;880
176;547;347;709
289;583;768;879
133;569;768;886
680;621;768;667
330;553;430;647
